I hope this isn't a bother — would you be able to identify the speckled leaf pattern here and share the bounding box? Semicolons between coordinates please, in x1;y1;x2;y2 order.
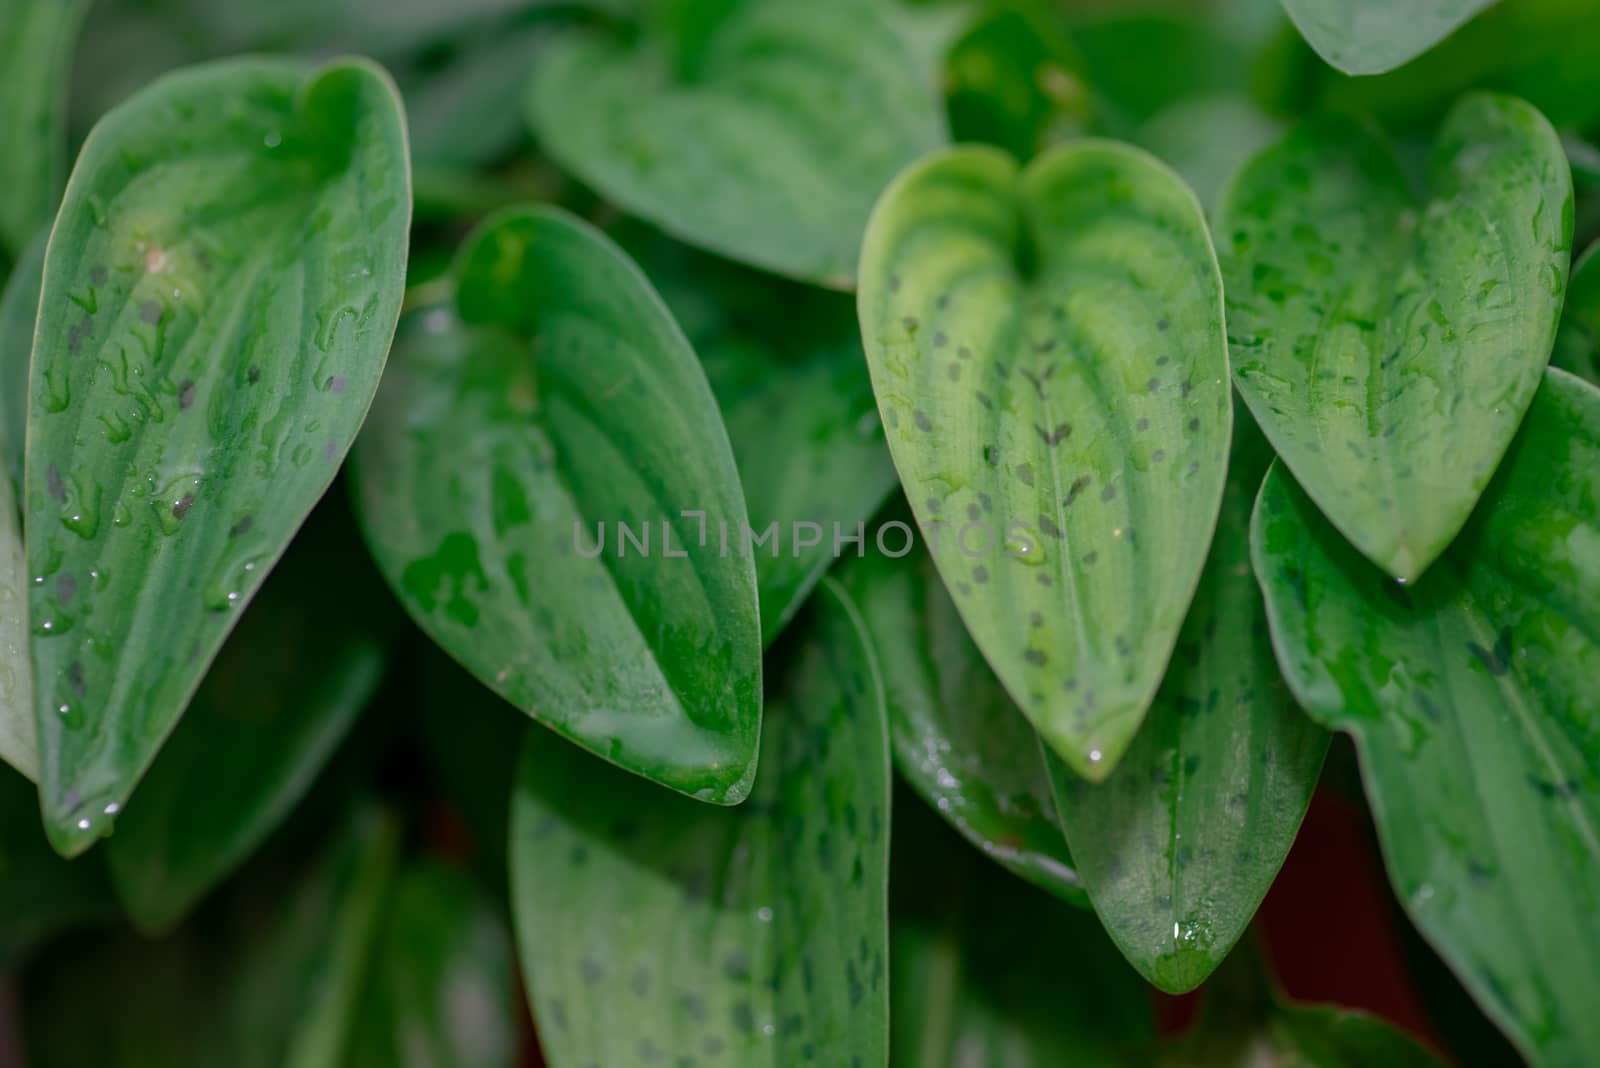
1252;368;1600;1067
1049;414;1329;993
0;0;89;259
509;580;890;1068
842;525;1085;905
105;508;390;933
349;863;518;1068
1552;239;1599;384
1219;94;1572;582
858;142;1231;781
1280;0;1494;75
24;57;409;857
352;206;761;804
527;0;946;286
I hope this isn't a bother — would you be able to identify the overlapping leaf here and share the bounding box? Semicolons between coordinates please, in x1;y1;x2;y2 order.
1252;368;1600;1066
1050;414;1328;992
526;0;946;285
0;0;89;260
1280;0;1494;75
1553;239;1599;383
858;141;1231;780
353;206;762;804
1220;94;1572;581
509;580;889;1067
25;57;410;856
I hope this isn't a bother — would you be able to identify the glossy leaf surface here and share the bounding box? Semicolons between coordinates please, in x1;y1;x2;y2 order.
0;0;89;259
1050;415;1329;992
1553;239;1599;384
1220;95;1572;581
527;0;946;285
842;524;1084;904
1280;0;1494;75
1252;368;1600;1066
105;506;391;932
858;141;1231;780
353;207;761;804
26;57;410;856
509;580;889;1067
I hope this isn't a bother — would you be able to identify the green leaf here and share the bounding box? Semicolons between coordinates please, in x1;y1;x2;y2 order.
23;804;399;1067
0;230;46;496
1218;94;1572;582
353;206;762;804
0;0;89;260
1067;11;1249;135
890;796;1152;1066
1136;93;1284;217
1280;0;1493;75
0;441;34;781
104;504;391;933
526;0;946;286
349;862;519;1068
842;518;1086;905
944;2;1093;160
26;57;410;858
1251;367;1600;1066
509;578;889;1067
0;764;116;965
1049;413;1329;993
857;141;1232;781
1553;239;1599;384
398;20;544;171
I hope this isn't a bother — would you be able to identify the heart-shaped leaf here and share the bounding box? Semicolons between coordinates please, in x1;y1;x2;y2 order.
0;0;89;259
858;141;1232;780
352;206;762;804
105;503;391;933
25;57;410;857
1553;238;1599;384
1280;0;1494;75
1049;413;1329;992
509;579;889;1067
842;516;1085;905
1219;94;1572;582
526;0;946;285
1252;368;1600;1066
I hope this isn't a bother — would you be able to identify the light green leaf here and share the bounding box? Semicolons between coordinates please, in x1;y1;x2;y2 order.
349;862;518;1068
1552;239;1599;384
26;57;410;857
1219;93;1572;582
0;0;89;260
105;504;391;933
1049;413;1328;993
1251;367;1600;1067
526;0;946;285
842;518;1086;905
1280;0;1494;75
1136;93;1284;217
509;579;889;1067
353;206;762;804
858;141;1231;781
890;797;1152;1067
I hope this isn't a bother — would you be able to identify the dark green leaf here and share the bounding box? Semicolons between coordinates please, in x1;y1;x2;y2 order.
0;446;32;781
1219;94;1572;582
1553;239;1599;384
842;520;1085;905
526;0;946;285
104;505;391;933
349;862;519;1068
945;2;1093;159
1280;0;1493;75
858;142;1231;780
0;0;89;259
0;764;116;965
0;231;46;497
1049;413;1328;993
1067;11;1250;134
509;579;890;1066
1252;368;1600;1066
399;20;544;171
353;206;761;804
25;57;410;857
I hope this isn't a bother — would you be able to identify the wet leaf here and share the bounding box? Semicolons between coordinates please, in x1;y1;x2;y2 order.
858;142;1231;781
105;505;391;933
0;764;116;965
890;795;1152;1066
526;0;946;285
1279;0;1493;75
1049;414;1329;993
0;0;89;260
1251;368;1600;1067
1219;94;1572;582
1552;239;1599;384
842;519;1085;905
353;206;761;804
349;862;519;1068
25;57;410;857
509;579;889;1067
